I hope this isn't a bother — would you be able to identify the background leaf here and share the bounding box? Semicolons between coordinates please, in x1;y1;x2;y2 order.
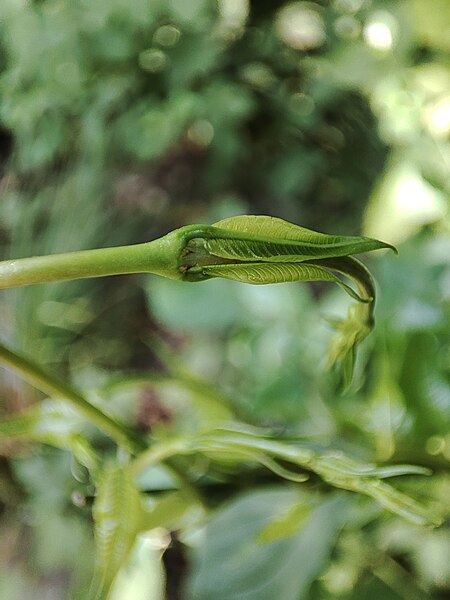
186;488;348;600
91;463;145;599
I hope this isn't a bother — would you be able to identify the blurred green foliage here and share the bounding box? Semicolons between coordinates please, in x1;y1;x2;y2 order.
0;0;449;598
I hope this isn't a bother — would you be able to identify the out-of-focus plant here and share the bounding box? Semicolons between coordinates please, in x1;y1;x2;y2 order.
0;0;449;598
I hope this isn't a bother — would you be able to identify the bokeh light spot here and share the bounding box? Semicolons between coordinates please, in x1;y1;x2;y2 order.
153;25;181;47
363;13;397;51
138;49;169;73
277;3;326;50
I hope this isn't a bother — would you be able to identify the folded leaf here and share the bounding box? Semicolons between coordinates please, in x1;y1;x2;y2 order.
202;262;366;302
313;255;376;304
193;217;395;386
205;236;389;264
90;463;145;600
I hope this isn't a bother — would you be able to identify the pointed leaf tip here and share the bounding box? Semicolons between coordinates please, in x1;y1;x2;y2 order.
212;215;397;256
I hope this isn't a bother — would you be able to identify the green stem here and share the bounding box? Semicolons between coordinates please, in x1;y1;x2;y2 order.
0;228;197;289
0;341;144;453
131;439;192;476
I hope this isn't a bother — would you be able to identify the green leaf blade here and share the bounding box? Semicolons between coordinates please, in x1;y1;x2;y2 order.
211;215;395;258
186;488;348;600
206;234;393;264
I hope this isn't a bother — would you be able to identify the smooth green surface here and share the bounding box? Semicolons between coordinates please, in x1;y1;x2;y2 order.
0;230;188;288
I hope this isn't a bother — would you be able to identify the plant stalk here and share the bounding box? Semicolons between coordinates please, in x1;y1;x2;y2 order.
0;230;191;289
0;341;144;453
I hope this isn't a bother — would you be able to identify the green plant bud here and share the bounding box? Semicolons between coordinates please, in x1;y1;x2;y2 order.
176;216;395;385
